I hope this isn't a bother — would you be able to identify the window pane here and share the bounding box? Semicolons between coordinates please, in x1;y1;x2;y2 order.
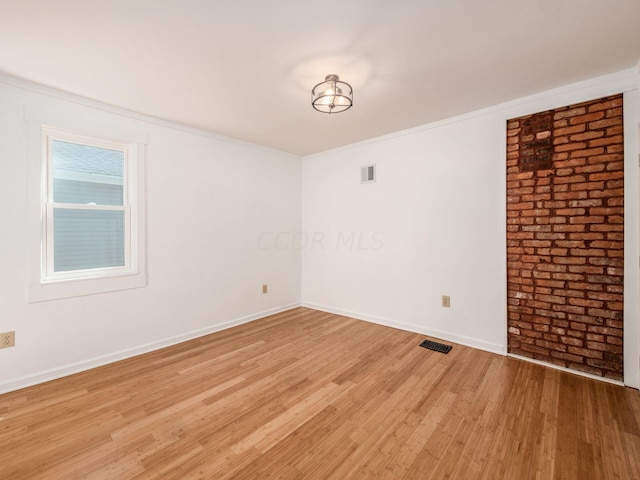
52;140;124;205
53;209;125;272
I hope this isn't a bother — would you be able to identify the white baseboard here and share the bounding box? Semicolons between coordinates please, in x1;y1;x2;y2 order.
508;354;624;386
302;302;506;356
0;303;301;395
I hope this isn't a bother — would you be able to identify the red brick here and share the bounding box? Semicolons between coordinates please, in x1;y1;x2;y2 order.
554;191;587;200
536;233;565;240
569;199;603;208
554;175;587;184
567;346;603;359
556;208;585;216
588;153;623;164
553;224;584;232
569;298;603;308
568;216;605;224
521;209;550;217
554;107;586;119
587;98;622;112
586;333;605;342
506;95;623;380
588;118;621;129
535;339;566;352
550;351;583;363
587;341;620;353
591;240;622;249
569;181;605;191
605;161;624;171
552;273;583;281
589;135;623;148
567;282;603;291
570;131;604;142
554;158;585;168
587;291;622;302
521;344;550;356
590;223;623;232
587;326;622;336
588;258;622;266
570;147;605;157
605;107;622;118
606;145;623;154
587;359;621;373
569;112;605;125
607;301;623;310
552;289;584;298
535;308;567;320
555;256;588;265
522;240;551;248
555;240;585;248
533;322;551;332
560;336;583;347
555;125;586;136
574;164;605;174
606;232;624;241
522;223;552;231
570;363;603;377
569;249;605;257
509;202;534;210
568;266;604;275
568;233;604;240
586;308;621;319
589;171;623;182
552;304;585;315
590;207;623;216
586;275;623;286
605;125;623;136
522;330;544;339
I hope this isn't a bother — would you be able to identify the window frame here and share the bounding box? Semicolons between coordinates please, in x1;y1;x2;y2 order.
27;112;146;303
41;126;139;283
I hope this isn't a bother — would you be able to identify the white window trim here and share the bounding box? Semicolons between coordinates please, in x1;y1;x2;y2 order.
27;111;146;303
42;127;138;283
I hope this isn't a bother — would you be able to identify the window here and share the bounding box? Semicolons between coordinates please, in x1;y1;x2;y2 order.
27;122;145;303
41;127;138;282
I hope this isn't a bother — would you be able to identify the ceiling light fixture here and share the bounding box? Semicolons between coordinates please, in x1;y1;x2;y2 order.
311;74;353;114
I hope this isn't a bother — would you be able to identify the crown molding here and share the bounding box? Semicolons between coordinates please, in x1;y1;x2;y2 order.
0;71;300;160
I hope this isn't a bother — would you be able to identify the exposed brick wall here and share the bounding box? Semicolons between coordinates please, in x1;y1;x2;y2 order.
506;94;624;380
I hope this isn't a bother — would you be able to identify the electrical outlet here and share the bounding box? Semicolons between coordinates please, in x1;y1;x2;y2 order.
262;284;268;294
442;296;450;308
0;331;15;349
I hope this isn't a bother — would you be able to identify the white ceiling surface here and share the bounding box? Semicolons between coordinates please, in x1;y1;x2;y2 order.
0;1;639;156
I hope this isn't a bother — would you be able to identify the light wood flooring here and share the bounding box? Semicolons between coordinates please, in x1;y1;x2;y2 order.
1;307;639;479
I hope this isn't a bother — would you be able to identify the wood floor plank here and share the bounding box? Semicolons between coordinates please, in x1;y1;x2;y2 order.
1;306;639;479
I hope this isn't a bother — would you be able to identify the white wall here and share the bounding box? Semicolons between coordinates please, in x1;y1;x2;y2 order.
301;70;640;387
1;69;638;393
0;77;301;393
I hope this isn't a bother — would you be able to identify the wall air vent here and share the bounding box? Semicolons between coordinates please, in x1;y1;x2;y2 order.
360;164;376;184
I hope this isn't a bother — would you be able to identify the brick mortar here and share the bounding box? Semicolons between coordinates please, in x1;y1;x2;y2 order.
506;94;624;381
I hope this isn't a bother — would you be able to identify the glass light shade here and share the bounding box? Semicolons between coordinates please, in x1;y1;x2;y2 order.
311;74;353;114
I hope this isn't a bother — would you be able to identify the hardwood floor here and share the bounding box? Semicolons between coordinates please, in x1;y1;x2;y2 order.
1;307;639;479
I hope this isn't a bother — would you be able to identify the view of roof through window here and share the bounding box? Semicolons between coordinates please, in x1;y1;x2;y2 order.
52;140;123;179
52;140;124;206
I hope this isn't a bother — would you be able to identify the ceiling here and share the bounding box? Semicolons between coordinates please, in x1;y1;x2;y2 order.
0;0;639;156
